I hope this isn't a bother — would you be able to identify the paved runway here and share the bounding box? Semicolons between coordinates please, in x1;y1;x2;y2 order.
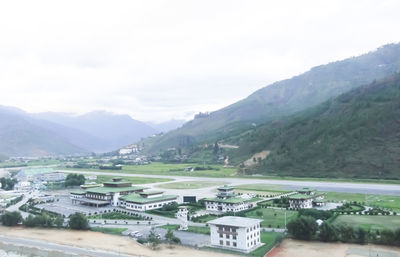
60;169;400;196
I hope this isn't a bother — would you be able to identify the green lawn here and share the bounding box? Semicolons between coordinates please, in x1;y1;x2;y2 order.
63;162;238;177
332;215;400;231
157;181;224;189
245;208;297;228
250;232;284;257
92;175;173;185
88;212;143;220
90;227;128;235
191;214;219;223
325;192;400;212
159;224;210;235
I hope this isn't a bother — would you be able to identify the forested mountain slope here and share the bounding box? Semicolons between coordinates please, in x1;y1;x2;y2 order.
143;43;400;153
231;73;400;179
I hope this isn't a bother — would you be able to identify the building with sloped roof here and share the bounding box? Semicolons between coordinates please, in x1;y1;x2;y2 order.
119;190;177;211
205;185;257;213
288;188;325;209
70;178;146;207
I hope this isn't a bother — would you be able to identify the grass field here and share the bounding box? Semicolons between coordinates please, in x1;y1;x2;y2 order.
90;227;128;235
92;175;173;185
64;162;238;177
245;208;297;228
332;215;400;231
159;224;210;235
250;232;284;257
157;181;224;189
325;192;400;212
60;161;400;185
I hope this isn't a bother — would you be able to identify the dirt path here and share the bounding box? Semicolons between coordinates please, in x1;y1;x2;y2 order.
268;239;400;257
0;227;235;257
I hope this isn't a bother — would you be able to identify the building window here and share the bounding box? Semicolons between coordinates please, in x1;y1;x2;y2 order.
220;240;223;245
226;241;230;246
233;242;237;247
233;235;237;240
225;234;230;239
219;233;223;238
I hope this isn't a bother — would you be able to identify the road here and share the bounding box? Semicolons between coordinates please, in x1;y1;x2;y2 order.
60;169;400;196
0;235;136;257
6;191;39;218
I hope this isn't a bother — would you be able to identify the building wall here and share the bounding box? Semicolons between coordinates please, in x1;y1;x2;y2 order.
120;199;177;211
205;201;253;213
209;223;261;252
289;198;313;209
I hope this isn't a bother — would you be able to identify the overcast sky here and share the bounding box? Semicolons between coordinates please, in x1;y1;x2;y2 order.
0;0;399;122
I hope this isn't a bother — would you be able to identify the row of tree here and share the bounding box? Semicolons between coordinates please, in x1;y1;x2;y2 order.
287;216;400;246
0;211;89;230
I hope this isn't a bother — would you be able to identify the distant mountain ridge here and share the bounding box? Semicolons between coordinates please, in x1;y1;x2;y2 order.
141;43;400;153
0;107;171;157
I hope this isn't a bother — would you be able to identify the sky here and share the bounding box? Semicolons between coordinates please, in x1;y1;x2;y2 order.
0;0;399;122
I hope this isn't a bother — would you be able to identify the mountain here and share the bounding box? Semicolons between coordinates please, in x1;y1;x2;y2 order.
227;73;400;179
0;107;86;157
33;111;157;151
142;43;400;153
147;119;186;133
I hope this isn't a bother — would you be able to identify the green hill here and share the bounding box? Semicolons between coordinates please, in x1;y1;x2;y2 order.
230;73;400;179
142;43;400;153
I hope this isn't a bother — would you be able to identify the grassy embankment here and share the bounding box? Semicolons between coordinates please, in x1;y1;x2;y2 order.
159;224;210;235
332;215;400;231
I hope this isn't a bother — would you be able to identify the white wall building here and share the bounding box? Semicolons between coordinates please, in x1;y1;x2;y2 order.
119;191;177;211
207;216;263;253
205;185;256;213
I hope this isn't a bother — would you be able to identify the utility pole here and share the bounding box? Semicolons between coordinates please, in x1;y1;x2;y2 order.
284;211;287;232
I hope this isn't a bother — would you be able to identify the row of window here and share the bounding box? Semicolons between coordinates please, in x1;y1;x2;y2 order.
219;240;237;247
219;234;237;240
247;231;259;240
247;238;260;248
246;224;260;233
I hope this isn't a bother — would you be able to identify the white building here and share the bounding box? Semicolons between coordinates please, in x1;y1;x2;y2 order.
14;181;31;191
205;185;257;213
119;144;140;155
288;188;325;209
38;172;66;182
119;190;177;211
207;216;263;253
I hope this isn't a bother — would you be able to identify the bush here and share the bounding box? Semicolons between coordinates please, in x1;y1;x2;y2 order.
1;211;23;226
287;216;317;240
68;212;89;230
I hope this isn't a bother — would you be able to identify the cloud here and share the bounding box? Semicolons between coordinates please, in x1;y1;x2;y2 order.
0;0;399;122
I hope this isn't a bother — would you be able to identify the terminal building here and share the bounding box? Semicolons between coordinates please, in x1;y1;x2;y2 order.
204;185;257;213
288;188;325;209
207;216;263;253
70;178;146;207
119;190;177;211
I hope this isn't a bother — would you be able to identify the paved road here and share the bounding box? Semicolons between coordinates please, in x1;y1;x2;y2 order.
60;169;400;196
0;235;136;257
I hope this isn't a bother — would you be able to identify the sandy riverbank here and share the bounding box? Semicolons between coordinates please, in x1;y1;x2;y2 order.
0;227;235;257
268;239;400;257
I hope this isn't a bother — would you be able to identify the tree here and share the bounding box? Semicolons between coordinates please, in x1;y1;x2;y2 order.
165;228;181;244
68;212;89;230
355;227;367;244
287;216;317;240
1;211;23;226
54;216;64;228
319;223;338;242
148;228;161;249
0;177;17;191
65;174;85;187
339;225;355;242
